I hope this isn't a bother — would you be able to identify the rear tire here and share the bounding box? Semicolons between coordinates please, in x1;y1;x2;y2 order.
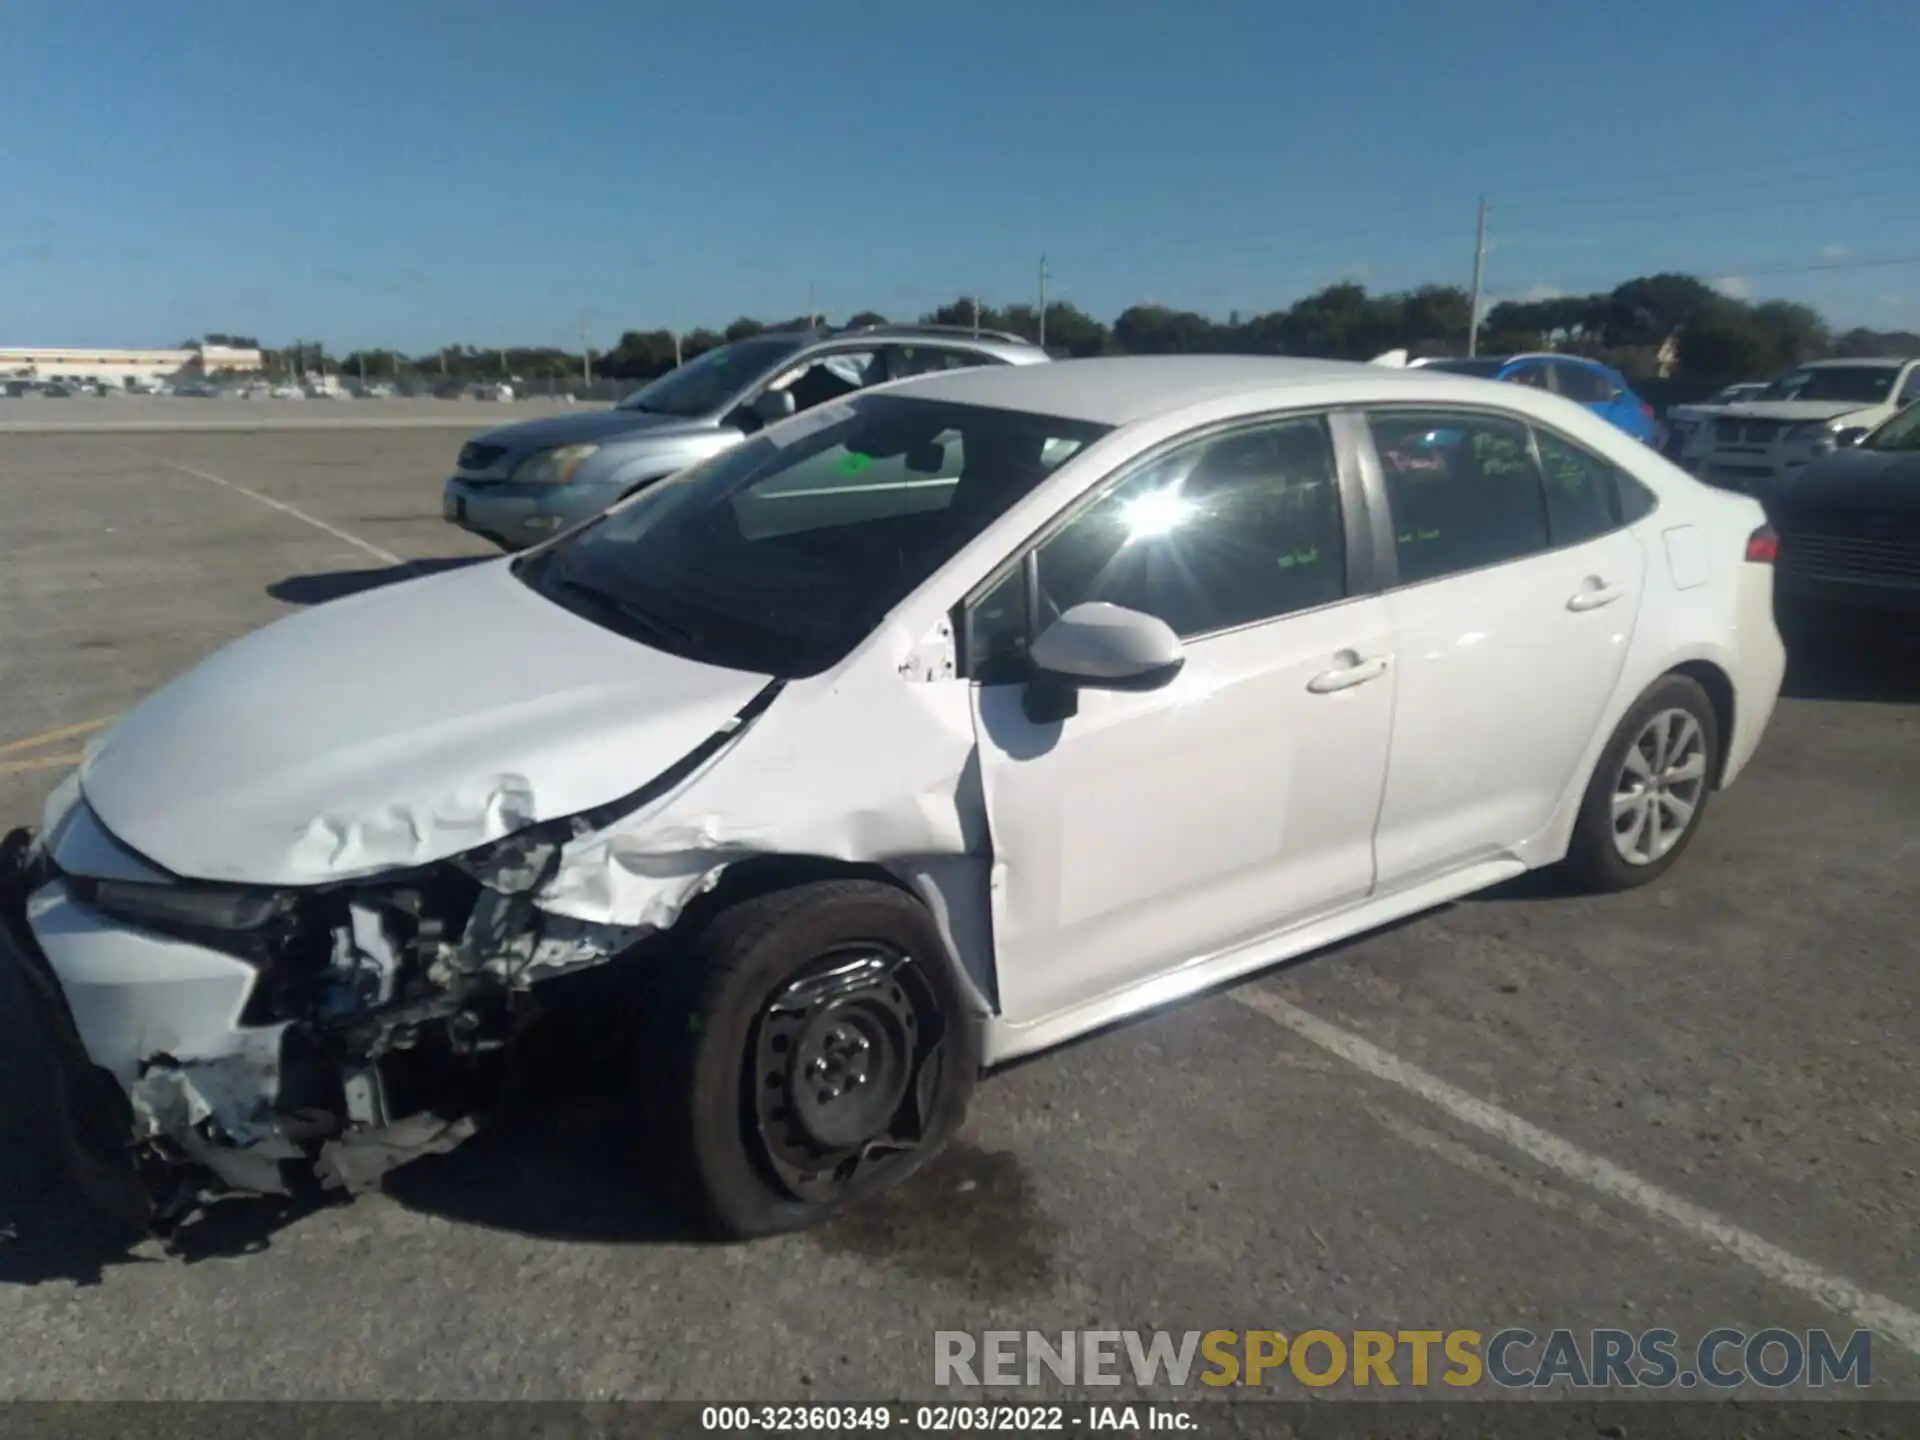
632;880;980;1238
1562;674;1720;893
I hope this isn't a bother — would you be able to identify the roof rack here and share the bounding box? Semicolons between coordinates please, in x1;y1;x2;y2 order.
833;322;1037;346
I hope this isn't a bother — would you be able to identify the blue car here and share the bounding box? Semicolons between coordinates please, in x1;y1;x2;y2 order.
1414;353;1658;445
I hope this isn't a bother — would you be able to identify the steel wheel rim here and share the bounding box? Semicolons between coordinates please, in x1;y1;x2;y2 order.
1611;707;1708;865
748;945;943;1205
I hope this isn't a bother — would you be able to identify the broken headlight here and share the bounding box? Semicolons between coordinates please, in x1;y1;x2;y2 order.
88;880;291;933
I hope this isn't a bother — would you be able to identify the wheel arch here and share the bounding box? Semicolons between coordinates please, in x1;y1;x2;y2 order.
674;853;998;1020
1665;658;1736;787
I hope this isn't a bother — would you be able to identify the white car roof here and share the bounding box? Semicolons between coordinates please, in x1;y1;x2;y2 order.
890;354;1484;427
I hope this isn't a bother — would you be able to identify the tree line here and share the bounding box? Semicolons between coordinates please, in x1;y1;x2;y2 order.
201;272;1919;404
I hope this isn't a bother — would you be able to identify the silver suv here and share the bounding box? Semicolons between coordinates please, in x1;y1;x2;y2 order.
443;324;1050;548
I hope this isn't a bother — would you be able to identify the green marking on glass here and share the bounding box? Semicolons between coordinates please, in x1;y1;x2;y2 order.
837;452;875;476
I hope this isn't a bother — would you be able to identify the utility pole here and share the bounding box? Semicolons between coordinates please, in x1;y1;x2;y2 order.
358;353;367;387
1038;256;1049;349
806;281;816;329
673;330;683;366
580;310;592;385
1467;196;1488;358
969;296;980;336
499;347;508;377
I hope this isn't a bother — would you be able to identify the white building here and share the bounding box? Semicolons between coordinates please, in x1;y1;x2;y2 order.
0;344;265;386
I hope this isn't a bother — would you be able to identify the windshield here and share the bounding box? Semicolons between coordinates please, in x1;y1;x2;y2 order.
615;335;809;417
1759;366;1900;404
1419;358;1506;378
1862;400;1920;453
517;394;1111;677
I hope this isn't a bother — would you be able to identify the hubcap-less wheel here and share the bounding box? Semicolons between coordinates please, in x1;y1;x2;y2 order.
1611;707;1708;865
750;946;941;1205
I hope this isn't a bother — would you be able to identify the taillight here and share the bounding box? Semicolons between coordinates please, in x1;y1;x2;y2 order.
1641;402;1655;421
1745;525;1779;564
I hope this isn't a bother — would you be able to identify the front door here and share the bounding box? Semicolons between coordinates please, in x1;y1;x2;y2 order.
965;413;1396;1027
1363;408;1648;887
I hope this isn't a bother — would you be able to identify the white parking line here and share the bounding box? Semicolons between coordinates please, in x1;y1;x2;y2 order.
1230;985;1920;1357
117;446;404;567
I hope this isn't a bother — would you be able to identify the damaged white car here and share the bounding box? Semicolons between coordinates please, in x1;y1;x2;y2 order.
0;355;1787;1238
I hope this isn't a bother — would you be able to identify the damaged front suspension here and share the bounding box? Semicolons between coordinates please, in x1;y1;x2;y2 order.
10;821;650;1233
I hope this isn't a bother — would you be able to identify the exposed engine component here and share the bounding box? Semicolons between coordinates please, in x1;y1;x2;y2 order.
98;826;652;1226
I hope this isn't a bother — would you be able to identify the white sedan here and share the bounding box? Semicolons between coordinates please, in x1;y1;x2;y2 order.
2;355;1786;1238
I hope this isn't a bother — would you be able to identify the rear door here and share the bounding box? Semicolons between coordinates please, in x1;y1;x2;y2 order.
1362;407;1648;889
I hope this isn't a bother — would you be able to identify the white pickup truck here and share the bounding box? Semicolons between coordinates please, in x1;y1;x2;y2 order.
1681;357;1920;495
1663;380;1769;460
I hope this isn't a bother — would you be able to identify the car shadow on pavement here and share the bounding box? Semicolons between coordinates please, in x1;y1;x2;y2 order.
1775;601;1920;704
379;1098;706;1246
267;555;490;607
0;1097;701;1288
0;1141;341;1286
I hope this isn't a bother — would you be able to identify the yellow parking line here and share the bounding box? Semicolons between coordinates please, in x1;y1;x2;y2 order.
0;751;83;778
0;716;112;757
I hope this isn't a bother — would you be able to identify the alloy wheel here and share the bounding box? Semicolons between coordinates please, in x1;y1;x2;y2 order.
1611;707;1709;865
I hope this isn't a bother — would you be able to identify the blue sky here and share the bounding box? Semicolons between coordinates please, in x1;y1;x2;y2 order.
3;0;1914;352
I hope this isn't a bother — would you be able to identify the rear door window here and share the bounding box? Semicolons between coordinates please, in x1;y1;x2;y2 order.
889;346;996;379
1366;410;1549;584
1534;429;1621;544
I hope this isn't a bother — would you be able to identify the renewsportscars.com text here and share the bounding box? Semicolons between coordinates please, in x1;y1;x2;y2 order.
933;1328;1872;1390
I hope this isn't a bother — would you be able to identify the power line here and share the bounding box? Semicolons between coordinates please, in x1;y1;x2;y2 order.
1743;251;1920;278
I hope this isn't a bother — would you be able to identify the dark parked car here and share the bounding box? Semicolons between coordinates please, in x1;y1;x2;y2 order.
1768;399;1920;614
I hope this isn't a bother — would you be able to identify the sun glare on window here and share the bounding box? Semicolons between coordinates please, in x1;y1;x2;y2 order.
1120;488;1193;542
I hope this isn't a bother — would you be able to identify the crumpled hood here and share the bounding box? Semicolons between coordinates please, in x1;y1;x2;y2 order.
1719;400;1882;424
473;407;715;453
78;559;773;885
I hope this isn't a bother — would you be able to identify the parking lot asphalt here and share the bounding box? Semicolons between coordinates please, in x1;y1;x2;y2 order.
0;425;1916;1404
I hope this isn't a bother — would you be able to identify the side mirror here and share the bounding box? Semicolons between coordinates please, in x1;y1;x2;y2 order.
1022;603;1185;724
751;389;797;424
1834;427;1869;447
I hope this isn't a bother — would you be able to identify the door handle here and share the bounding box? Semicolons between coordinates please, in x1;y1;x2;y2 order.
1307;653;1390;694
1567;580;1623;612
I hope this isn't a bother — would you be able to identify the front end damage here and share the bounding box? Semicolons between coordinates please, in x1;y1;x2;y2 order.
7;615;1000;1235
2;815;655;1231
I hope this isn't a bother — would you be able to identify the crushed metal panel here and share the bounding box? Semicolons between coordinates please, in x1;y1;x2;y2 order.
317;1114;480;1193
536;623;987;934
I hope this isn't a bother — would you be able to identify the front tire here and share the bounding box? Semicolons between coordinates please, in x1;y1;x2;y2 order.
633;879;980;1238
1562;674;1720;893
